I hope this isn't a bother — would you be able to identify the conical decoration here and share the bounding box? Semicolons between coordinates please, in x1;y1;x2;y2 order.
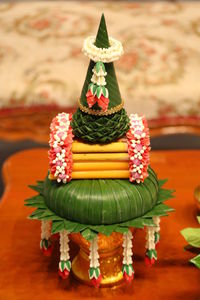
80;14;123;112
71;14;129;144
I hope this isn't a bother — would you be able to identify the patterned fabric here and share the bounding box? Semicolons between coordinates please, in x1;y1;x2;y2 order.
0;1;200;121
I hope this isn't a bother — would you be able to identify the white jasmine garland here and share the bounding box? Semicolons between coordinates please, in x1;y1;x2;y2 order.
59;230;70;261
153;216;160;233
145;226;156;250
122;230;133;265
89;236;100;269
83;36;124;63
41;220;52;241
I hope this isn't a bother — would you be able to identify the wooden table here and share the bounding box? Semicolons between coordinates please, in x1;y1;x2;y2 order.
0;149;199;300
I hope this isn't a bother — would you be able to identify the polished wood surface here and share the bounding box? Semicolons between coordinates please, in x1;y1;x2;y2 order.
0;106;75;143
0;149;200;299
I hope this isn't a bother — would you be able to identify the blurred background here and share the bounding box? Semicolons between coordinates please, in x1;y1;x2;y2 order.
1;0;200;194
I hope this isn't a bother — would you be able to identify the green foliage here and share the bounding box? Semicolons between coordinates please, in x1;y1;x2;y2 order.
181;228;200;248
71;108;130;144
25;178;174;241
190;254;200;269
43;168;161;225
181;215;200;269
96;86;102;99
28;181;44;195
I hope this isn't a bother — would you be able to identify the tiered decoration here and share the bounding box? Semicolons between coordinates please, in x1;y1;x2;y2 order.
126;114;150;183
25;13;174;289
89;236;102;287
122;230;134;283
48;112;74;183
58;230;71;279
40;220;52;256
86;61;109;111
145;217;161;266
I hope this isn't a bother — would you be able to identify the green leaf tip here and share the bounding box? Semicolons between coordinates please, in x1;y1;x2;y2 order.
190;254;200;268
95;13;110;49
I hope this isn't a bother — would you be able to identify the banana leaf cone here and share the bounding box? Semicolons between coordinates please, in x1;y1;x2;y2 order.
71;14;129;144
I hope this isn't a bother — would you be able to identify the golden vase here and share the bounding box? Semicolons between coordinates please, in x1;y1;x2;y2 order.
70;232;124;287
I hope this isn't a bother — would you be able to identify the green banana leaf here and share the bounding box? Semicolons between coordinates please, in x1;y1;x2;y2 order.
42;167;162;225
25;175;174;241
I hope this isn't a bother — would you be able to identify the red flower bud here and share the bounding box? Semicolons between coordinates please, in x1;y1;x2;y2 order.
42;245;53;257
90;274;102;288
58;269;70;280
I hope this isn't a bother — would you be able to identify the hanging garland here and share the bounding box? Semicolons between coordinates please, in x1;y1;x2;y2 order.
122;230;134;282
145;218;161;267
40;220;53;256
58;230;71;279
126;114;150;183
86;61;109;111
48;112;74;183
89;236;102;287
153;216;161;248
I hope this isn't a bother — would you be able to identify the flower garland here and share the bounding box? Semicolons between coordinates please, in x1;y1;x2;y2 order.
82;36;123;63
126;114;150;183
153;216;161;247
122;230;134;283
145;221;160;266
48;112;74;183
58;230;71;279
86;61;109;111
89;236;102;288
40;220;53;256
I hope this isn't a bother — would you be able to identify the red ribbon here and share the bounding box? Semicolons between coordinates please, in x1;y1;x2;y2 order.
86;90;109;112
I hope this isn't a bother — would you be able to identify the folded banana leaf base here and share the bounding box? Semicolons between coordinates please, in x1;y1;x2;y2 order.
25;167;174;287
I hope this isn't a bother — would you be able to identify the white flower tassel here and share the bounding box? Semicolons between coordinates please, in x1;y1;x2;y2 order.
145;217;160;266
89;235;102;287
122;230;134;282
40;220;53;256
153;216;161;246
58;230;71;279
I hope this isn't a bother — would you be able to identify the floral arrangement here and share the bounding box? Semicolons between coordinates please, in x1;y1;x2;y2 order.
40;220;52;256
59;230;71;279
82;36;123;63
145;217;160;266
48;112;74;183
122;230;134;282
126;114;150;183
86;61;109;111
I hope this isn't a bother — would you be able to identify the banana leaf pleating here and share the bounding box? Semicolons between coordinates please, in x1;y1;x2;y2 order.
25;167;174;240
